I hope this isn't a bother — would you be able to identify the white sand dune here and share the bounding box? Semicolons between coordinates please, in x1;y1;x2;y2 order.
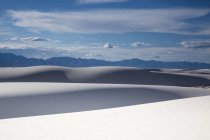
0;82;209;119
0;66;210;86
0;66;210;139
156;69;210;80
0;95;210;140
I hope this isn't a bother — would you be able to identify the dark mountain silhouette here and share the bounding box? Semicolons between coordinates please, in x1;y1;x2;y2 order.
0;53;210;69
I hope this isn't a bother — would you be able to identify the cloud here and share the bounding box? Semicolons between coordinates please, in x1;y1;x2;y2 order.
152;56;161;59
20;37;50;41
10;36;62;43
131;41;150;47
11;37;19;41
180;40;210;49
53;40;62;43
8;8;210;35
0;42;38;49
102;43;120;48
103;43;114;48
78;0;128;4
167;51;175;54
86;52;103;57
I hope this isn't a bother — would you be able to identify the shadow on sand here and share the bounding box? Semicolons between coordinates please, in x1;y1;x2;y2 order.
0;87;208;119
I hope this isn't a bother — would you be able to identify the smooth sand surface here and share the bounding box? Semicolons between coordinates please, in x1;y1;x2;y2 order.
0;83;209;119
0;66;210;86
0;96;210;140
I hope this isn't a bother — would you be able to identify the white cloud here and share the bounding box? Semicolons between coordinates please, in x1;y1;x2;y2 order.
102;43;120;48
20;37;50;41
131;41;150;47
53;40;62;43
180;40;210;49
10;36;61;43
78;0;128;4
103;43;114;48
0;43;24;49
8;8;210;35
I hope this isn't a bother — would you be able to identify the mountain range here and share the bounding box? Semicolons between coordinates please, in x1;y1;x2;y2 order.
0;52;210;69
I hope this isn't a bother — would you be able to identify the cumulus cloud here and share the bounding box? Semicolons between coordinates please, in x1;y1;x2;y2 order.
103;43;114;48
78;0;128;4
8;8;210;35
131;41;150;47
102;43;120;48
180;40;210;49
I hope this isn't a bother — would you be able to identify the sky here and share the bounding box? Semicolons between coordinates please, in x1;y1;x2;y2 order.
0;0;210;63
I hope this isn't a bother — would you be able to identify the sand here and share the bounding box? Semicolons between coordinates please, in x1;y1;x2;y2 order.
0;66;210;86
0;66;210;139
0;96;210;140
0;82;209;119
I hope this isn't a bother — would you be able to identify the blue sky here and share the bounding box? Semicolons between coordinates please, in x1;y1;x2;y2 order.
0;0;210;63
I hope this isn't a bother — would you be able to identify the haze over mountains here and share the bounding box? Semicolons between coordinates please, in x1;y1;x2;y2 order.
1;53;210;69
